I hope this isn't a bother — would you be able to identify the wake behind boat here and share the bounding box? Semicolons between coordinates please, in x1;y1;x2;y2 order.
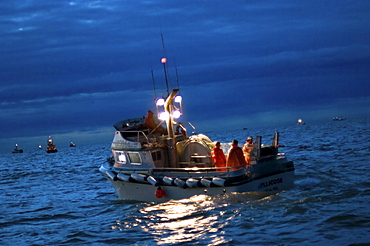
100;81;295;202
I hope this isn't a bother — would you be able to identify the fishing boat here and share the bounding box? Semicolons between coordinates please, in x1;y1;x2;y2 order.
46;136;58;153
100;50;295;202
99;87;295;202
70;142;76;147
297;118;305;125
333;117;346;121
12;144;23;153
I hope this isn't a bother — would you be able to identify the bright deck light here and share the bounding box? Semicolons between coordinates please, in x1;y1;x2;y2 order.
174;95;182;103
172;110;181;119
156;98;165;106
159;111;170;121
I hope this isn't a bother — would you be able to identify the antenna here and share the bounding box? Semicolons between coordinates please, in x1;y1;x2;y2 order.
151;69;157;100
175;67;180;90
160;33;170;96
149;52;158;101
173;53;180;91
173;57;180;91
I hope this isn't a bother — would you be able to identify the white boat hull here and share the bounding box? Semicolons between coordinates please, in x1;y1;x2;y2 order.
104;170;294;202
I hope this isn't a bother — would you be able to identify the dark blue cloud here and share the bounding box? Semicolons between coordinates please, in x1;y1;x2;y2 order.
1;0;369;152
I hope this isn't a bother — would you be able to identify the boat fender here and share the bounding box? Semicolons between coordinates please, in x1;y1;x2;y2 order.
147;176;159;186
186;178;202;188
212;177;227;187
131;173;148;182
106;170;118;181
117;173;135;182
174;178;188;189
163;176;175;186
155;186;165;198
200;178;215;188
99;166;106;173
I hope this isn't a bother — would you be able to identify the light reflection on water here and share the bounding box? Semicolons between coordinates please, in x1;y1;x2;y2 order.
110;193;278;245
141;195;229;245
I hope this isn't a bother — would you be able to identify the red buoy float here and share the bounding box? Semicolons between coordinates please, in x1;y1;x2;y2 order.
155;186;165;198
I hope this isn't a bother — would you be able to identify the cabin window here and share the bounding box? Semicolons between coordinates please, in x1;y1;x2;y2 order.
116;151;127;164
127;152;142;165
151;151;162;161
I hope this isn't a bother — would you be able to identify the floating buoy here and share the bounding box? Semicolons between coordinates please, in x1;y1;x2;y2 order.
155;186;165;198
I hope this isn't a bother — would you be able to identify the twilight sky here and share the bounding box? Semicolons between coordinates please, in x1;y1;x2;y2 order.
1;0;369;152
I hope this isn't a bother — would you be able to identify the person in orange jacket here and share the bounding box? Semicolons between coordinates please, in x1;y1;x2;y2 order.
226;139;246;170
144;110;165;134
211;142;226;171
242;136;254;165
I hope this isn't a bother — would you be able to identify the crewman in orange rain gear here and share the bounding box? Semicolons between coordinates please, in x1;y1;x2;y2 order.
144;110;165;134
242;136;254;165
211;141;226;171
226;139;247;171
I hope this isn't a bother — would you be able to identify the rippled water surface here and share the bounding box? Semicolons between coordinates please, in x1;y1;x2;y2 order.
1;118;369;245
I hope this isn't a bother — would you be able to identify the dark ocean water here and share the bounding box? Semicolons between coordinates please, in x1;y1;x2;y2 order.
1;118;369;246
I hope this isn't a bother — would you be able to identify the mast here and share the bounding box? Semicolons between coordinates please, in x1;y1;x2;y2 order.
164;89;179;139
164;89;179;167
151;69;157;100
157;32;182;167
175;67;180;90
161;33;170;96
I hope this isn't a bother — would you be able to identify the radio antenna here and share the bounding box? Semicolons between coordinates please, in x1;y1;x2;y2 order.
173;56;180;91
151;69;157;100
160;33;170;96
148;53;157;100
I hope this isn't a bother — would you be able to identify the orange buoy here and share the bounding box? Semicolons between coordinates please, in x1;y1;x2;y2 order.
155;186;165;198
